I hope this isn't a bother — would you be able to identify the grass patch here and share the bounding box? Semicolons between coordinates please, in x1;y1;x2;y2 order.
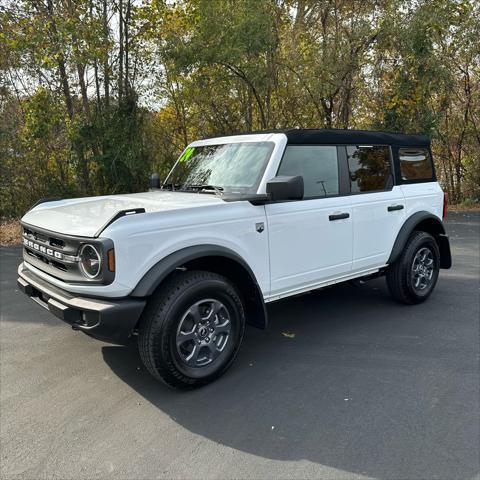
449;200;480;211
0;219;21;246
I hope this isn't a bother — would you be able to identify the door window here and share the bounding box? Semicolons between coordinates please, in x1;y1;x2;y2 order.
347;146;392;193
277;146;339;198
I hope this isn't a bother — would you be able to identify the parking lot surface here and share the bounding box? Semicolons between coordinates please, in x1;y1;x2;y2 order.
1;211;479;480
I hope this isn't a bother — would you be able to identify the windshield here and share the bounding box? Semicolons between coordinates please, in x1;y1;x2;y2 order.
164;141;274;194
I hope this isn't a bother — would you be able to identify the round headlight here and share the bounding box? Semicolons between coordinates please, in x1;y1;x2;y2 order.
79;244;102;279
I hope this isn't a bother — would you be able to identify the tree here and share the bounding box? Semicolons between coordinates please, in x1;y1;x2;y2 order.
1;0;478;219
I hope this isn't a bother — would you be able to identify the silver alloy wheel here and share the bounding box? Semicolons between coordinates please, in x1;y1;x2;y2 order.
411;247;435;291
176;298;232;367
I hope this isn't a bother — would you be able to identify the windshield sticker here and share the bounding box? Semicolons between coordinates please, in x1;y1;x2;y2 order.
179;147;195;162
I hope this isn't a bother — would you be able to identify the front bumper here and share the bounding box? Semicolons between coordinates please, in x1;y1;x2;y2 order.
17;263;146;344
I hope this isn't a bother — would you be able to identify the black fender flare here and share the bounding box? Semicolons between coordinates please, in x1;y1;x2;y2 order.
131;245;268;329
387;211;452;269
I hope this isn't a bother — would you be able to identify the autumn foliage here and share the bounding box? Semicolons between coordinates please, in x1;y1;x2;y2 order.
1;0;479;218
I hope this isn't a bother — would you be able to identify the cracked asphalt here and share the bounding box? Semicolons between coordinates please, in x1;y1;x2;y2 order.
1;211;479;480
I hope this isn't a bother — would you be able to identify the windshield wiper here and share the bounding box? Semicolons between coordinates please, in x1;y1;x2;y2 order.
161;182;182;191
181;184;225;195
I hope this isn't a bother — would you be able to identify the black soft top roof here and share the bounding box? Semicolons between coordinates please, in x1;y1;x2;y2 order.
283;128;429;147
246;128;430;147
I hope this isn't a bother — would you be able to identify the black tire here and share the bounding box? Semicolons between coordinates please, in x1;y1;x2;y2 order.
386;231;440;305
138;270;245;389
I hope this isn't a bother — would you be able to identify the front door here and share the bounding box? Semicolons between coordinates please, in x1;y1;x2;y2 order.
265;145;353;299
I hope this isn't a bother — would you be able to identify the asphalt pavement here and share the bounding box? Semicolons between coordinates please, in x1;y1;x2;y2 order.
1;211;479;480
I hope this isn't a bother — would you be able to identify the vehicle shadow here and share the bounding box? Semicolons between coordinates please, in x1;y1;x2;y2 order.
102;280;478;480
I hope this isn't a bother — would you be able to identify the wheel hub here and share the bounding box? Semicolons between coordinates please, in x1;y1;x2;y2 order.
197;325;208;339
176;299;232;367
411;247;435;291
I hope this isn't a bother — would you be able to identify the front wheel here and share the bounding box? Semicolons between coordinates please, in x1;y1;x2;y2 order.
386;231;440;304
138;270;245;389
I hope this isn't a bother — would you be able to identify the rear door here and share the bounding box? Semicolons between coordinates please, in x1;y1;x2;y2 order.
265;145;353;299
347;145;406;272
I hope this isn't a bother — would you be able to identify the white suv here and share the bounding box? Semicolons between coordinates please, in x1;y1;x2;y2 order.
18;129;451;388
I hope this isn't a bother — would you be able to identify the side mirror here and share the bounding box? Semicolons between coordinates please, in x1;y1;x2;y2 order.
266;175;304;201
149;173;160;189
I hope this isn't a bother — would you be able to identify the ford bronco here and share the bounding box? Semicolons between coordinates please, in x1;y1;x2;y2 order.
17;129;451;388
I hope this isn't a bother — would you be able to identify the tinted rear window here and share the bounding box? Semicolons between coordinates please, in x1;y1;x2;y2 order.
347;146;392;193
399;148;434;181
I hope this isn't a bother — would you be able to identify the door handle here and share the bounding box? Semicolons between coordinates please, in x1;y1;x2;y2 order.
329;212;350;221
388;204;404;212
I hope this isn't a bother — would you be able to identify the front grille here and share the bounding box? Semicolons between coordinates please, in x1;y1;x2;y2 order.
26;249;47;263
25;244;68;273
50;260;68;271
21;223;84;282
21;222;115;285
24;227;65;249
50;237;65;249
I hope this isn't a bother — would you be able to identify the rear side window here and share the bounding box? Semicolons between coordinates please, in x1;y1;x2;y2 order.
347;146;392;193
278;146;339;198
399;148;434;182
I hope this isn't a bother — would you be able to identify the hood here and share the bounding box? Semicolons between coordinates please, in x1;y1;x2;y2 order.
21;191;224;237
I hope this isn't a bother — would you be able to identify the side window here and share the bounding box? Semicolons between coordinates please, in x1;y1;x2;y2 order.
347;145;392;193
399;147;434;182
277;146;339;198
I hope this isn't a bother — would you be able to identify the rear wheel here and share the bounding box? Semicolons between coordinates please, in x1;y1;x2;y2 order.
138;270;245;389
386;231;440;304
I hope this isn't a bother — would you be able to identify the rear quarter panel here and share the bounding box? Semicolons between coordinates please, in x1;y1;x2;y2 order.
400;182;444;221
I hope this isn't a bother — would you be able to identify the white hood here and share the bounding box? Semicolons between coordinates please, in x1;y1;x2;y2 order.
21;191;223;237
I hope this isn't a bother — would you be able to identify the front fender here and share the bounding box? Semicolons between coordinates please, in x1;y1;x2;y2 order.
130;244;268;329
131;245;258;296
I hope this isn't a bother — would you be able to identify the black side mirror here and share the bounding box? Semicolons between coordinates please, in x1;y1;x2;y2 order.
266;175;304;201
149;173;160;189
